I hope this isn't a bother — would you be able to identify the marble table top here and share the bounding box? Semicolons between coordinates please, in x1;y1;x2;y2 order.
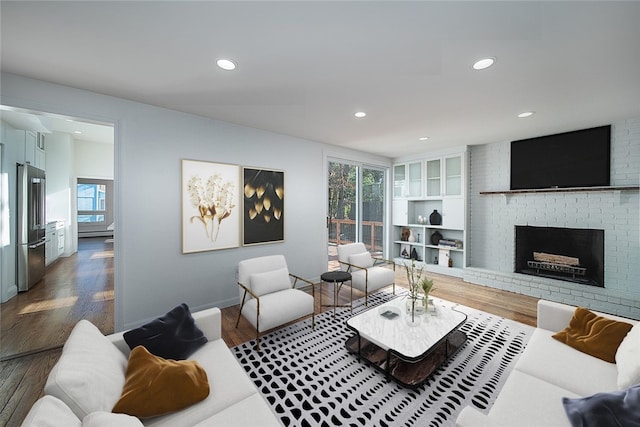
346;295;467;358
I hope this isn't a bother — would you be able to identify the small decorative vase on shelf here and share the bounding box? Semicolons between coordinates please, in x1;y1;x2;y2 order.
410;247;419;260
429;209;442;225
430;230;443;245
408;230;416;242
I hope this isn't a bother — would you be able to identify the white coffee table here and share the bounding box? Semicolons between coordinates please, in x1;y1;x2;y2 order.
345;295;467;388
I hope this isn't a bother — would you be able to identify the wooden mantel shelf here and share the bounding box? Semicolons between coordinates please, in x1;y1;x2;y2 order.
479;186;639;195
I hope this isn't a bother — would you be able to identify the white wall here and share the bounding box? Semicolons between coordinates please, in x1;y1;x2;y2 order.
75;140;114;179
0;72;391;330
0;119;26;302
46;132;77;256
465;117;640;319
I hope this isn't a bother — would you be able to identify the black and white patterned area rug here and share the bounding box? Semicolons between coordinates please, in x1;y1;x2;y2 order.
232;292;534;427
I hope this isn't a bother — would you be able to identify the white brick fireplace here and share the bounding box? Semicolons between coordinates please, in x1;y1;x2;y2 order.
465;117;640;319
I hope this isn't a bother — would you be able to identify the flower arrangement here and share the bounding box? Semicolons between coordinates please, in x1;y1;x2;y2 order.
404;260;435;316
187;173;236;242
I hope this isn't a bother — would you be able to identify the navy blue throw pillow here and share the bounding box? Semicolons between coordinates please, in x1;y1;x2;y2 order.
123;303;208;360
562;384;640;427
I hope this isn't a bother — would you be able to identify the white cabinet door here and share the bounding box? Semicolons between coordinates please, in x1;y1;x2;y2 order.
444;155;462;196
393;161;423;198
25;131;37;165
56;223;65;256
392;200;409;225
393;164;406;198
442;198;464;229
407;161;423;198
425;158;442;197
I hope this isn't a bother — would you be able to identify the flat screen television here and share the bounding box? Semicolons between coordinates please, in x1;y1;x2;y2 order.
510;125;611;190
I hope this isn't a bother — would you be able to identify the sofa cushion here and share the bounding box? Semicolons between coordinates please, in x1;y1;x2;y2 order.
515;328;619;396
44;320;128;419
616;322;640;389
489;370;577;427
240;288;314;332
21;395;81;427
351;267;395;293
349;252;374;268
562;384;640;427
141;339;259;427
83;412;144;427
552;307;633;363
112;346;209;418
123;303;208;360
193;393;282;427
250;267;291;297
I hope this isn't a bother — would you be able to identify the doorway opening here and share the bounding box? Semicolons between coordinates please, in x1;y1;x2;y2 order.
0;106;115;360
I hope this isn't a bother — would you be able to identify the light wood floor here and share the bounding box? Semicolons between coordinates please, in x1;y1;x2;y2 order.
0;248;538;426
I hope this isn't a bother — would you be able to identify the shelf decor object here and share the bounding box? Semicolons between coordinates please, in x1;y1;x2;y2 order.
430;231;443;245
182;159;240;253
429;209;442;225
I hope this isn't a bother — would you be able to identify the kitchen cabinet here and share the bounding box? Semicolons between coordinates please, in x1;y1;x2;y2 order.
25;131;46;170
45;221;64;266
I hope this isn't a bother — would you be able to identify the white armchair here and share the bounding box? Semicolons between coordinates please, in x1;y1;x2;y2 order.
337;243;395;306
236;255;315;351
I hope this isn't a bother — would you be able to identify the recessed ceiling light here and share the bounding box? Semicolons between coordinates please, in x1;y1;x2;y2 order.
419;137;429;141
216;58;237;71
73;130;82;134
472;57;496;70
354;111;367;118
518;111;535;118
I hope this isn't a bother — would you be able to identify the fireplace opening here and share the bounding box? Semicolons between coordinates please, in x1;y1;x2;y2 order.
515;226;604;287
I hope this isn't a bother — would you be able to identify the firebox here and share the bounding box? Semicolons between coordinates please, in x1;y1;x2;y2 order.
515;226;604;287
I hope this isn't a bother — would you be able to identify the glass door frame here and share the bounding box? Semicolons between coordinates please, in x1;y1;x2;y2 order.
325;153;391;269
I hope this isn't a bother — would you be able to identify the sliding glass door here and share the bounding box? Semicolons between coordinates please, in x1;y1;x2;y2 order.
327;160;386;268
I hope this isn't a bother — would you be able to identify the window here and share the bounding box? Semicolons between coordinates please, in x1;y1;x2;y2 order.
77;178;113;236
77;183;106;223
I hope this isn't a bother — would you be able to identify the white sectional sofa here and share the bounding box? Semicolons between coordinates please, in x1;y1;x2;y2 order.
22;307;281;427
456;299;639;427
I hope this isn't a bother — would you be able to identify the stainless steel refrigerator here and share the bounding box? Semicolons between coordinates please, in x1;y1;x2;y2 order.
17;164;46;292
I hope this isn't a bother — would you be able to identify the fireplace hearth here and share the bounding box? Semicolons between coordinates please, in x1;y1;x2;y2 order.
515;226;604;287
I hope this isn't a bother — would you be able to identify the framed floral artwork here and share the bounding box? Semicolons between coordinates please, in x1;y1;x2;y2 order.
182;159;240;253
243;168;284;245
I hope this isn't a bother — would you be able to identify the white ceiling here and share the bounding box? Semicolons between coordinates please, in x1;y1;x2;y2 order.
1;1;639;158
0;106;114;145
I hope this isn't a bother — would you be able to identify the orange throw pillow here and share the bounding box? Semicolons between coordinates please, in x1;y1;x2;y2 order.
552;307;633;363
112;346;209;418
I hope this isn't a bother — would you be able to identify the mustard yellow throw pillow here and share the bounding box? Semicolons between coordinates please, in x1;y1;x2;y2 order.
552;307;633;363
112;346;209;418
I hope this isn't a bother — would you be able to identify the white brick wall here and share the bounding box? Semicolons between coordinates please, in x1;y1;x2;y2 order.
466;117;640;319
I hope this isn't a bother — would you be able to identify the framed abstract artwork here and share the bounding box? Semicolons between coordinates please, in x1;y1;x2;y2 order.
243;167;284;245
182;159;241;253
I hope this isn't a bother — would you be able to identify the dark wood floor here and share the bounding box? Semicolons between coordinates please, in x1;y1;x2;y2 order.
1;238;115;360
0;246;538;426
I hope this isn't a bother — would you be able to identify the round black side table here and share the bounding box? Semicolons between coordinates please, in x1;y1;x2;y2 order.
320;271;353;317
